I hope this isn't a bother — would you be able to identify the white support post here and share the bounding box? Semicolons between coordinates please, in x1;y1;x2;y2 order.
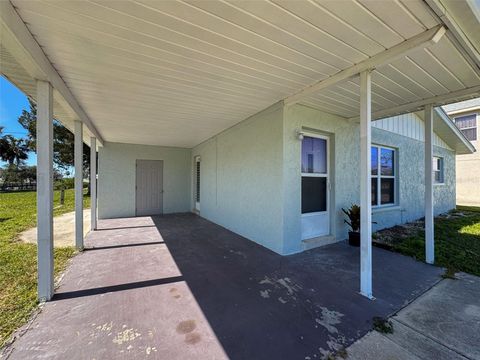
425;104;435;264
74;120;84;250
90;137;97;231
36;80;54;301
360;70;373;299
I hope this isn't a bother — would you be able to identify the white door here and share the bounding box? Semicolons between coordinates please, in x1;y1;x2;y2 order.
136;160;163;216
301;134;330;240
194;156;201;211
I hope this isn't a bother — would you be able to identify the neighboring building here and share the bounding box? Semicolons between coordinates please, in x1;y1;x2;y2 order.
443;99;480;206
98;105;473;255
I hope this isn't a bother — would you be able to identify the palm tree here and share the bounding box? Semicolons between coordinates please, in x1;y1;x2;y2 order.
0;126;8;159
0;132;29;166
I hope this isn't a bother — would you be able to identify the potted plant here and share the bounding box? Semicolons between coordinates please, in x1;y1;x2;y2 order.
342;204;361;246
342;204;376;246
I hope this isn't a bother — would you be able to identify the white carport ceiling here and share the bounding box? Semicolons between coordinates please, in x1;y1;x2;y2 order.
3;0;480;148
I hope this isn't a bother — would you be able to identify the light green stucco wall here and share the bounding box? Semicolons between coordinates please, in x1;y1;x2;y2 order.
98;142;191;219
192;103;285;254
283;104;359;254
97;103;456;256
283;104;456;254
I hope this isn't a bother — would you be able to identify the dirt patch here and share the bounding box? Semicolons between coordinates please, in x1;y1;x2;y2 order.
373;210;475;248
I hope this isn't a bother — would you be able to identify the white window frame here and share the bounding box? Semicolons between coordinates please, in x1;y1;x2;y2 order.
454;114;477;141
433;156;444;185
371;144;397;208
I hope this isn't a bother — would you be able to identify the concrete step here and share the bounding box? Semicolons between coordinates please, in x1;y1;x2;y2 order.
302;235;338;250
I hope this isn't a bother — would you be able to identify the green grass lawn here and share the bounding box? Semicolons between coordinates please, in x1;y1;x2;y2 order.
391;206;480;277
0;189;90;348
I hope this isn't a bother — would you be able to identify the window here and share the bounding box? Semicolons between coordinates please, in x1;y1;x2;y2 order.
454;114;477;141
301;136;328;214
433;157;444;184
371;145;396;206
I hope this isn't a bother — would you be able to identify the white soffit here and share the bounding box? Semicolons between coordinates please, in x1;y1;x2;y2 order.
2;0;480;148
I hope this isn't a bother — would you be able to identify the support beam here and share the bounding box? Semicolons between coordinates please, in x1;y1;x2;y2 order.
425;105;435;264
75;121;84;250
90;137;97;231
359;71;373;299
36;80;54;301
425;0;480;72
0;0;104;145
284;25;446;105
350;85;480;122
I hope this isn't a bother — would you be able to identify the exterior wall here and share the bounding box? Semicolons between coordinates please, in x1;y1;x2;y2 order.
283;104;456;254
283;104;358;254
97;103;458;255
373;113;450;149
371;128;455;231
98;142;191;219
191;103;285;254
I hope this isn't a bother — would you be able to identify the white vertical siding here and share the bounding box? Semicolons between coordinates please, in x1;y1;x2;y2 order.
373;113;450;149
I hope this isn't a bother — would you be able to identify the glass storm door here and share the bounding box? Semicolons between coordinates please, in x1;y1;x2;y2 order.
301;135;330;240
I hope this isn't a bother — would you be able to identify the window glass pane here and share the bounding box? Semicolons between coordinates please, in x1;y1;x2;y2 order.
301;136;327;174
455;114;476;129
371;178;378;206
380;148;394;176
433;157;443;183
381;178;395;204
371;147;378;175
461;128;477;141
196;162;200;202
301;177;327;213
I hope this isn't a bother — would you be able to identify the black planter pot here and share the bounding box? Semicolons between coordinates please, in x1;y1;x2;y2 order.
348;231;360;246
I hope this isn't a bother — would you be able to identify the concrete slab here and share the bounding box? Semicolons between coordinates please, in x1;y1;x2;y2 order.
5;214;443;360
20;209;90;247
346;331;421;360
347;272;479;360
384;320;469;360
393;272;480;360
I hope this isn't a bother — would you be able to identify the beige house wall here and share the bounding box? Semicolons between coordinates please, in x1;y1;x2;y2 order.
449;109;480;206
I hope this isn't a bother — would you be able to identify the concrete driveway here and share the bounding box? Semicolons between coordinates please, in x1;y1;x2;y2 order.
347;272;480;360
4;214;443;359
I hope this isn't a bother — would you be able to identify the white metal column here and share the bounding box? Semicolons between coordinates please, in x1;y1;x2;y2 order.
425;105;434;264
360;70;373;299
36;80;54;301
74;120;84;249
90;137;97;231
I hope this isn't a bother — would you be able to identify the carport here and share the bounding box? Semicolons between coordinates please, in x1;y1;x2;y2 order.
5;214;443;359
1;0;480;304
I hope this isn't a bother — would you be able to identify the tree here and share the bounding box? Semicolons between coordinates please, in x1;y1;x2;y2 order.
0;126;8;157
18;99;90;175
0;133;29;166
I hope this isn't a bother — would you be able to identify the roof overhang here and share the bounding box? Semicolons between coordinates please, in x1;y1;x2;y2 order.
0;0;104;146
414;107;476;154
1;0;480;148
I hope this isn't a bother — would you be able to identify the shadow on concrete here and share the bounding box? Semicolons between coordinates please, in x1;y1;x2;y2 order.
84;241;165;251
53;276;184;300
150;214;443;360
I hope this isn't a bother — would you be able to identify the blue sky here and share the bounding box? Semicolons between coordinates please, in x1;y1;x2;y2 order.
0;76;36;166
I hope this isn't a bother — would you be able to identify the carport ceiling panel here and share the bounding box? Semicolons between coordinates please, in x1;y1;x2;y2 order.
10;0;478;147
